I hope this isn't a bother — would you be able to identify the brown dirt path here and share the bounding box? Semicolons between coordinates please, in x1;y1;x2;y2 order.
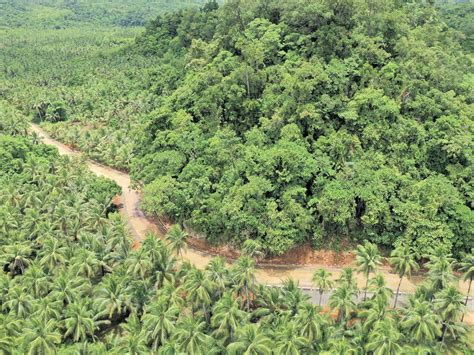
29;124;473;319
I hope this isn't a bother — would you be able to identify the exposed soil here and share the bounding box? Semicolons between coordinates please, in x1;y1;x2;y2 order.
154;215;355;267
264;243;355;266
186;237;355;267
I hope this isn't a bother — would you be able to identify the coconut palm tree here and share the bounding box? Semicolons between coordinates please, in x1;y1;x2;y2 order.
69;341;108;355
182;268;214;321
33;297;62;323
166;224;188;258
154;246;176;289
338;267;358;292
126;249;153;281
0;329;13;355
156;339;180;355
252;286;286;325
389;244;419;308
2;286;34;318
112;333;149;355
359;295;391;333
282;279;310;315
156;281;185;310
39;238;67;271
22;191;42;211
21;318;61;355
211;292;246;344
320;337;353;355
23;208;43;239
35;220;58;248
50;272;89;306
70;249;100;279
53;202;69;236
434;286;467;343
355;241;382;300
86;203;109;231
365;318;402;354
295;303;326;344
232;256;256;310
312;268;334;306
92;241;112;277
401;299;440;344
342;322;367;354
173;316;213;355
94;276;131;321
368;273;393;305
107;216;132;259
141;233;166;268
227;324;272;355
426;250;455;295
274;321;310;354
63;301;105;342
21;262;49;298
329;283;356;324
142;300;179;350
0;208;19;238
457;250;474;322
206;256;230;297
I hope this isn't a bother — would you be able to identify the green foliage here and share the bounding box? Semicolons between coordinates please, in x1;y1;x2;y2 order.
127;0;473;257
0;0;211;28
3;0;472;257
438;1;474;51
0;124;471;352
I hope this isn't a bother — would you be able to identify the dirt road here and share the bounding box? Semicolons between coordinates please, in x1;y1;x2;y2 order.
30;124;473;311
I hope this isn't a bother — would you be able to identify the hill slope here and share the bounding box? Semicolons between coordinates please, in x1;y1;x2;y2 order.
129;0;474;257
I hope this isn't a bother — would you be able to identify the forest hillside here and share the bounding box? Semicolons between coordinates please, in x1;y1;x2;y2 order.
134;0;473;257
1;0;473;353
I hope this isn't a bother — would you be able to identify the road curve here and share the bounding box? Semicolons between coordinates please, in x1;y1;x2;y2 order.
29;124;473;300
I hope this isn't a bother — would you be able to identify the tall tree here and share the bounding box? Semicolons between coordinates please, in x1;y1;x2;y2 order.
142;300;178;350
165;225;189;258
63;301;104;342
426;253;456;295
231;256;256;311
206;256;230;297
434;286;467;343
389;244;419;308
329;283;356;324
365;318;402;354
401;299;440;344
312;268;334;306
21;319;61;355
274;321;309;355
457;250;474;322
227;324;271;355
94;276;131;321
295;303;326;345
173;317;214;355
211;292;246;344
355;241;382;300
182;268;214;321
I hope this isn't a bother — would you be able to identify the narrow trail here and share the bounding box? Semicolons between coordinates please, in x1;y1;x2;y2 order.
29;124;473;316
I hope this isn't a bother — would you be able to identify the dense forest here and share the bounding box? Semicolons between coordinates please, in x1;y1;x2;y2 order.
139;0;474;257
134;0;474;257
2;1;473;258
0;0;210;28
1;0;474;353
0;107;473;353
